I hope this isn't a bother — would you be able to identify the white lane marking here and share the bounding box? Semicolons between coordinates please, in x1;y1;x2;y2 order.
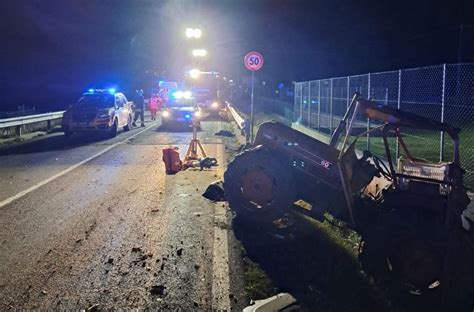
0;124;155;209
211;143;232;311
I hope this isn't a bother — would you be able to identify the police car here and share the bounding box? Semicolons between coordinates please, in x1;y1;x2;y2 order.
62;89;132;139
161;90;201;129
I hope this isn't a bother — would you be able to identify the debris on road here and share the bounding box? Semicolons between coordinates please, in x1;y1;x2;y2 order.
202;180;226;202
131;246;142;252
150;284;166;296
243;293;297;312
214;130;235;137
86;303;100;312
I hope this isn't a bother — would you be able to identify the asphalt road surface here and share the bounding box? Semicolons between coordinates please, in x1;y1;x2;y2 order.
0;118;236;310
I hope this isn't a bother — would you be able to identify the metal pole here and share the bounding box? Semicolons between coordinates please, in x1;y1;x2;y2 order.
300;83;303;123
367;73;371;150
318;80;321;132
330;78;333;134
250;70;255;142
396;69;401;158
440;64;446;161
308;81;311;127
346;76;350;108
346;77;350;136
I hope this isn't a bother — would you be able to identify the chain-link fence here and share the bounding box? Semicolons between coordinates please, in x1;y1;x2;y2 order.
294;64;474;189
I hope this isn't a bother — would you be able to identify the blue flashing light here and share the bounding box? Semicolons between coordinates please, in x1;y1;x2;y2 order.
278;82;284;89
88;88;94;93
184;114;191;119
108;88;116;94
172;91;184;99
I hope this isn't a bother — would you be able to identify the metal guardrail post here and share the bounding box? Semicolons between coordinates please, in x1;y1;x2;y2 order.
16;125;22;137
440;63;446;161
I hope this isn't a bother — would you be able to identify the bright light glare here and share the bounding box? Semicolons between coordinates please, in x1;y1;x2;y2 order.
88;88;94;93
211;102;219;108
183;91;192;99
192;49;207;57
108;88;116;94
194;111;201;117
172;91;184;99
162;110;170;118
189;68;201;79
185;28;202;39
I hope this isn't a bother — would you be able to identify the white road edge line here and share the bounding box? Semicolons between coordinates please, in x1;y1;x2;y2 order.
211;143;232;311
0;124;156;209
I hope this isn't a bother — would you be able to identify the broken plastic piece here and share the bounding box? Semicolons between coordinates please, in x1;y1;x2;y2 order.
243;293;297;312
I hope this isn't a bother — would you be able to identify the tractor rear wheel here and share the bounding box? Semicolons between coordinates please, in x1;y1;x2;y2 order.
224;148;295;223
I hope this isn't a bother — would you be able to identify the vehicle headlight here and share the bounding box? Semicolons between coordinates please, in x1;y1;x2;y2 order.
162;110;170;118
194;110;201;117
183;91;192;99
211;101;219;108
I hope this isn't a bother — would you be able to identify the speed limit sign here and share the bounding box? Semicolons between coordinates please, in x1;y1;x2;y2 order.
244;51;264;71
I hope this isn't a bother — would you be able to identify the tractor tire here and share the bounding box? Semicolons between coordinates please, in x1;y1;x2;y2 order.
224;147;295;223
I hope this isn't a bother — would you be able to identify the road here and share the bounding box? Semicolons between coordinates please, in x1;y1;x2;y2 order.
0;118;237;310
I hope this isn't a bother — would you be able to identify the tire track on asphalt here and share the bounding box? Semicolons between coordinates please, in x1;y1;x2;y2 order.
0;123;156;209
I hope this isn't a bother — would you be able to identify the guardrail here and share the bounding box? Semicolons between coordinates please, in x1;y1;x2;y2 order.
0;111;65;136
225;101;245;129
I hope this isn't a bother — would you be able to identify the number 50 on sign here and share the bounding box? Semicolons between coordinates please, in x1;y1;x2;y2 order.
244;51;264;71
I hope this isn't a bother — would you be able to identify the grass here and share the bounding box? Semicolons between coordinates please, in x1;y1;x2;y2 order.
242;257;276;300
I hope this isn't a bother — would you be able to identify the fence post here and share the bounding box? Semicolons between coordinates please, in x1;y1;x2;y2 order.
367;73;371;150
440;64;446;161
330;78;333;134
308;81;311;127
396;69;402;158
318;80;321;132
300;84;303;123
346;76;350;108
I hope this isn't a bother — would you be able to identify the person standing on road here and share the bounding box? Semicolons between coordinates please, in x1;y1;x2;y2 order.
132;89;145;127
149;91;158;121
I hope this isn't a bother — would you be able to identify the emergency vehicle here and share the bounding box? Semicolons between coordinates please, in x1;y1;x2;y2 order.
62;89;132;139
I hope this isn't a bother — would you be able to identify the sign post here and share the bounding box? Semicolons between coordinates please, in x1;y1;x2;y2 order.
244;51;264;143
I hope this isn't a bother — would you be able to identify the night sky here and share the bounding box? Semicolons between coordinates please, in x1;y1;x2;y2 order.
1;0;473;111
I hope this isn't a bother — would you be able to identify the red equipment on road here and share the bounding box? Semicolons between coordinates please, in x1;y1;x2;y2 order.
162;146;182;174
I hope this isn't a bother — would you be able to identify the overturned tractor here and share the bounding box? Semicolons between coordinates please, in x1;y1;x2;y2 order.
224;93;473;306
